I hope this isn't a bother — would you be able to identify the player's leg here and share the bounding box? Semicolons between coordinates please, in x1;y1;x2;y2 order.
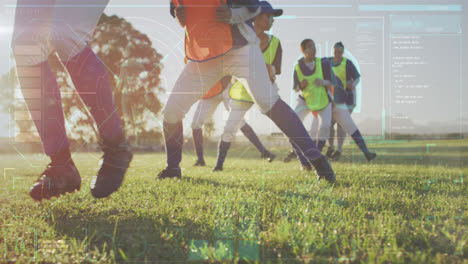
333;105;376;161
240;121;276;162
310;114;319;142
332;107;354;161
53;0;118;141
213;100;253;171
283;97;309;163
191;95;222;166
336;123;346;152
12;0;81;201
331;123;346;161
240;83;275;162
50;0;131;198
19;62;82;201
61;45;132;198
289;107;313;170
316;104;332;152
292;105;331;170
228;44;335;182
293;104;332;170
326;120;336;158
159;59;222;178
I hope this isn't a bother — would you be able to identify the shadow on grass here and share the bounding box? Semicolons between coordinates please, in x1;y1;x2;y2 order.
49;211;233;263
48;200;281;263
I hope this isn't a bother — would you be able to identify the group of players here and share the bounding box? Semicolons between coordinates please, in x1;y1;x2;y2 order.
12;0;375;202
186;1;376;172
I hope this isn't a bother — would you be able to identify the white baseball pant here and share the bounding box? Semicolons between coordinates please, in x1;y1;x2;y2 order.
331;104;358;139
220;82;279;142
163;44;280;124
294;96;332;141
13;0;109;65
221;100;251;142
191;89;231;130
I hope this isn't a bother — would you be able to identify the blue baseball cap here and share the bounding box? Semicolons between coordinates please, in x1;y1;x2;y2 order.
259;1;283;17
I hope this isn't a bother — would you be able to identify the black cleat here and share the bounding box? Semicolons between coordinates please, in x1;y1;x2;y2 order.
194;160;206;167
262;151;276;163
157;168;182;179
91;139;133;199
212;166;223;172
283;151;296;163
330;151;342;161
311;155;336;184
301;163;312;171
365;152;377;161
325;147;335;158
30;162;81;202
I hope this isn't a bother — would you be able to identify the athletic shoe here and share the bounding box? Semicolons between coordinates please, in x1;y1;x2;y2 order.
157;168;182;179
91;139;133;198
365;152;377;161
330;151;342;161
212;166;223;172
325;147;335;158
261;151;276;163
283;151;296;163
301;163;312;171
311;155;336;184
194;160;206;167
30;162;81;202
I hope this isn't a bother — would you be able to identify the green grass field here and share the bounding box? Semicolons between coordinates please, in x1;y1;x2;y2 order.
1;139;467;263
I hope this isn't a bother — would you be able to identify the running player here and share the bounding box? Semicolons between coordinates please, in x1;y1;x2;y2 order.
212;1;281;171
191;76;274;167
12;0;133;201
160;0;335;183
327;42;360;161
290;39;376;168
191;77;231;166
286;39;336;170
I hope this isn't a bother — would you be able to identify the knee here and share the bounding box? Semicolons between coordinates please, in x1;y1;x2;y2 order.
191;119;203;130
240;120;247;128
258;96;280;114
163;105;185;124
221;131;235;142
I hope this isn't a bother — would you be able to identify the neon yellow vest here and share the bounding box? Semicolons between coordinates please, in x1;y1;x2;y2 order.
229;36;280;103
332;58;347;90
296;58;329;111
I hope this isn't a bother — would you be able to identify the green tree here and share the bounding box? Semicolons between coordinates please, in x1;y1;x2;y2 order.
204;118;216;138
51;13;165;145
0;13;165;146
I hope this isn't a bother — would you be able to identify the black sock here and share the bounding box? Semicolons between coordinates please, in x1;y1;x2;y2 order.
192;128;204;162
240;123;266;154
50;147;72;166
351;130;369;154
164;121;184;169
215;141;231;168
265;99;322;161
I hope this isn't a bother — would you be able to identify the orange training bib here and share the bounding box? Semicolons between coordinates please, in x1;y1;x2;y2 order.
202;80;224;99
174;0;234;61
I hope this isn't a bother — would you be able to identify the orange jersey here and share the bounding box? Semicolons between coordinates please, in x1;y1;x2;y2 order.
173;0;234;62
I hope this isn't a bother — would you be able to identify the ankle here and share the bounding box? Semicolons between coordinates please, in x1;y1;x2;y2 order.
50;147;72;166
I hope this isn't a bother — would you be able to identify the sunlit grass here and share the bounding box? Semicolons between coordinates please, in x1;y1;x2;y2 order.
0;139;466;263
